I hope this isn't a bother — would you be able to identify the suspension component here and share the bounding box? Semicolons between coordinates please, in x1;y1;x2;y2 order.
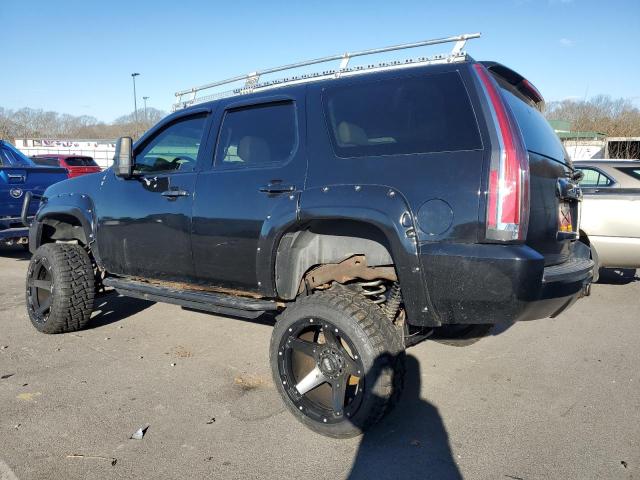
359;280;386;304
382;282;402;320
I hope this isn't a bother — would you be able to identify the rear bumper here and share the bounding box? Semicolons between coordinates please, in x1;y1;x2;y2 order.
417;241;593;326
0;216;30;244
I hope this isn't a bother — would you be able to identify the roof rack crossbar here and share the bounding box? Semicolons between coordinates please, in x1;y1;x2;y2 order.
174;32;481;109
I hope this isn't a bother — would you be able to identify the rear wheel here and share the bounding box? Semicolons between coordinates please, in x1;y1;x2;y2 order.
26;243;94;334
270;286;405;438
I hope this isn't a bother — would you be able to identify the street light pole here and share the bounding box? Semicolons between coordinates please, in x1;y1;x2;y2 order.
131;73;140;137
143;96;150;122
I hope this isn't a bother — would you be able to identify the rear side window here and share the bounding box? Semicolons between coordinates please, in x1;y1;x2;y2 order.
33;157;61;166
215;101;297;167
323;72;481;158
501;89;566;162
577;167;614;187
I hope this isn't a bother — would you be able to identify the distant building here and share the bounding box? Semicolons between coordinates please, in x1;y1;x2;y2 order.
14;138;115;169
548;120;639;160
549;120;606;160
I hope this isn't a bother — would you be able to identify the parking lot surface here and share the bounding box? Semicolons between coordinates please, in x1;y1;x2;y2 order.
1;245;638;479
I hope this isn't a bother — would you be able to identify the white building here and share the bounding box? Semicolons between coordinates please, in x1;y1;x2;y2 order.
14;138;116;169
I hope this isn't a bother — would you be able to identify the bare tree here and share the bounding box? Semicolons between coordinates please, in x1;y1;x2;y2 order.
0;106;168;142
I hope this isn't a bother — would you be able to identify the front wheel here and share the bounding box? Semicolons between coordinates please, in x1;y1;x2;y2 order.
26;243;95;334
270;286;405;438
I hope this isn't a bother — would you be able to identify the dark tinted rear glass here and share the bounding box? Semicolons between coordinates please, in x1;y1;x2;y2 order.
324;72;481;158
32;157;60;166
501;88;566;163
65;157;97;167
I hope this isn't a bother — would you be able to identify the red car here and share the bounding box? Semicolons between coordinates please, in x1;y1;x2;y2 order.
30;154;101;178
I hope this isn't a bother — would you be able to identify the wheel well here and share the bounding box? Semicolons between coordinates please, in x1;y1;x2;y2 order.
40;214;88;247
579;229;590;246
275;220;396;300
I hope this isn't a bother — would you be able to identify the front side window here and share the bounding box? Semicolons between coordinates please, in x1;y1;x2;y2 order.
577;167;614;187
215;101;297;167
323;72;481;158
134;115;207;174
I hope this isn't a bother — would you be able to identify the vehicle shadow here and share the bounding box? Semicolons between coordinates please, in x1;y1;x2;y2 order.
347;354;462;480
0;245;31;260
181;307;278;327
88;290;155;329
597;268;639;285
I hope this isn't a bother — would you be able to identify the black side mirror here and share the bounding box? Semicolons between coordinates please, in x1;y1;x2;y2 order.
114;137;134;178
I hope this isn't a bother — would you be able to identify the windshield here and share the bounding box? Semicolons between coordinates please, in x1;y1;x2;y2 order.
0;142;36;166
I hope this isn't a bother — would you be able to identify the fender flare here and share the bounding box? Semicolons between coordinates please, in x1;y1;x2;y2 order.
30;193;101;265
272;185;441;326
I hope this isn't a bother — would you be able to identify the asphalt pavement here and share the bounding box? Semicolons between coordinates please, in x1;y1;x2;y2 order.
1;245;638;479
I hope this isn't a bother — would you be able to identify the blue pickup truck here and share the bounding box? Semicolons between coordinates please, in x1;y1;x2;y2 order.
0;140;68;247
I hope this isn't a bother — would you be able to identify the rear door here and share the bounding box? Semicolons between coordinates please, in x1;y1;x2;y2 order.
191;87;307;294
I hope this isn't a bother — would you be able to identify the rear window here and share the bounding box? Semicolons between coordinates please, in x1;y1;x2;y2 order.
501;88;566;163
65;157;97;167
617;167;640;181
323;72;481;158
32;157;61;167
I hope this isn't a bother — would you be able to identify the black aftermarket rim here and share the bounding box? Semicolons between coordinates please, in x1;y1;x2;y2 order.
27;256;54;323
277;317;365;425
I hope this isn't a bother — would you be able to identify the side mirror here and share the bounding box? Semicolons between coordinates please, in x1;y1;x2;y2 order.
114;137;134;178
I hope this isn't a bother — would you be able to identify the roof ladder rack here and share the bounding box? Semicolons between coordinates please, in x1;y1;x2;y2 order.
173;32;481;110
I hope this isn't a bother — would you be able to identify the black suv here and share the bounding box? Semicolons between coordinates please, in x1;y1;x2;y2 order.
24;42;593;437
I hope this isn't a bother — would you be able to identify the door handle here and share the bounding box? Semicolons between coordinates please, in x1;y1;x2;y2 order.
7;173;26;183
161;189;189;199
259;183;296;194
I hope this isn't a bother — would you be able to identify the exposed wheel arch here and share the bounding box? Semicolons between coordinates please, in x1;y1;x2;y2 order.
275;220;396;300
39;214;88;246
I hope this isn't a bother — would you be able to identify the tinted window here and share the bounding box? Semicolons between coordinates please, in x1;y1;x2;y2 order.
323;72;481;158
135;115;207;174
32;157;61;166
577;167;614;187
502;88;566;163
617;167;640;181
215;102;297;167
65;157;97;167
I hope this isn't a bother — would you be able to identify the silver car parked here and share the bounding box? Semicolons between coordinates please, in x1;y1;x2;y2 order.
574;160;640;279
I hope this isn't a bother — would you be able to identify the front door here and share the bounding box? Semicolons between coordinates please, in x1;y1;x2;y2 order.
97;113;210;282
191;89;307;294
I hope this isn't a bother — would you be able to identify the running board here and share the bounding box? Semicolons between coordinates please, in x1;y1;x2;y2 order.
103;277;278;319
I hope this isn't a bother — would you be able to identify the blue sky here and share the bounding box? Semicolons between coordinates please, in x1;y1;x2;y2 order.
1;0;638;122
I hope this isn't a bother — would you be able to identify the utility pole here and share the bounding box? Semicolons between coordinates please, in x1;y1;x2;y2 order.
143;96;150;122
131;73;140;137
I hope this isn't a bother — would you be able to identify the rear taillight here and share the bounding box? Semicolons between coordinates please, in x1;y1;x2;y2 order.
473;63;530;242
